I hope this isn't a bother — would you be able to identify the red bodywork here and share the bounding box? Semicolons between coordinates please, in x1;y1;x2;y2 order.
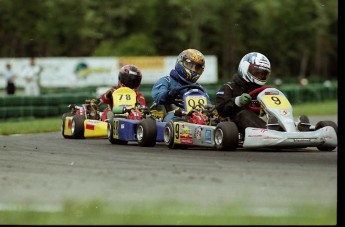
188;111;207;125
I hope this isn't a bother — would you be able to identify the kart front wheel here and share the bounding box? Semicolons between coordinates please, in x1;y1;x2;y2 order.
214;121;239;151
71;115;86;139
137;118;157;147
315;120;337;151
164;120;175;149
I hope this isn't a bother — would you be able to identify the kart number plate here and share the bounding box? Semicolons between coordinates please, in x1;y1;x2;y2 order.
261;95;291;109
185;95;207;112
112;87;137;108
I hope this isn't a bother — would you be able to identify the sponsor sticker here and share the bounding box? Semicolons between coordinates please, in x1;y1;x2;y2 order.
205;129;212;144
195;127;202;140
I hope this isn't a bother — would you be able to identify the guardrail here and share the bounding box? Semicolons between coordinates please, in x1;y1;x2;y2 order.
0;84;337;120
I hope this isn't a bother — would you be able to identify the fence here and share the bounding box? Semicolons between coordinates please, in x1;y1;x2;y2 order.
0;84;337;120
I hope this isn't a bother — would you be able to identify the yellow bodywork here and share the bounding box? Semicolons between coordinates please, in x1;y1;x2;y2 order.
83;119;108;138
63;116;108;138
63;116;73;136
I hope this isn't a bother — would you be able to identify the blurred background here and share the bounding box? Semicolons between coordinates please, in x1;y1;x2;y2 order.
0;0;338;80
0;0;338;119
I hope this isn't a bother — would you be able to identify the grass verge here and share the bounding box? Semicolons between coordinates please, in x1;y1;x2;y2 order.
0;199;336;225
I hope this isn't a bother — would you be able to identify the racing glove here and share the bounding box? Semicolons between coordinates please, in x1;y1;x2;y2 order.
91;98;101;105
167;89;179;99
105;89;113;99
239;93;252;106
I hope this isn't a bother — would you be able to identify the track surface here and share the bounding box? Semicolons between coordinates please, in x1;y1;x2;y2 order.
0;116;338;215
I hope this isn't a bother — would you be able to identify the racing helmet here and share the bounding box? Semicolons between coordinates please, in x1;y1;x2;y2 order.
175;49;205;84
238;52;271;86
118;64;142;89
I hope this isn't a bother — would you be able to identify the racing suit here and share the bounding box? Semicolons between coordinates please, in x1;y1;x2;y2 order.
100;85;146;121
215;74;266;133
152;69;211;122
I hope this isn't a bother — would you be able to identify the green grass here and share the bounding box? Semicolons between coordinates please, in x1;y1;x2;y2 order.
0;100;337;135
0;199;336;225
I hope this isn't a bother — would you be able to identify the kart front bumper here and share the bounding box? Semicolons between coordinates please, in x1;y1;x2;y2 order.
243;126;337;149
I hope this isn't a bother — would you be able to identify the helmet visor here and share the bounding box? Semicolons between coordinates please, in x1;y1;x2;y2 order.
248;64;270;82
182;58;205;74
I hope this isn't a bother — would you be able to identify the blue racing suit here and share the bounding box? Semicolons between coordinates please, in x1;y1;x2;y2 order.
152;69;211;121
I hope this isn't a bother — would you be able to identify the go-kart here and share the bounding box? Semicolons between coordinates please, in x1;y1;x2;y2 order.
163;84;240;150
163;85;338;152
61;98;108;139
107;87;165;147
239;86;337;151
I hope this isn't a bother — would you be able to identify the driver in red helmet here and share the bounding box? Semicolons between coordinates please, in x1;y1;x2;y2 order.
215;52;271;134
99;64;146;121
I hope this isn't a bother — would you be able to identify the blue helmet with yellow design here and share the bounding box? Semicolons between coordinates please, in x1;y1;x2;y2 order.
175;49;205;84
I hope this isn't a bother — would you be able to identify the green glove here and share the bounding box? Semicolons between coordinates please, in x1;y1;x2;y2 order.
91;98;100;105
240;93;252;106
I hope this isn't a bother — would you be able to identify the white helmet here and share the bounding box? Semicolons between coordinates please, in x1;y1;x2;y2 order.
238;52;271;86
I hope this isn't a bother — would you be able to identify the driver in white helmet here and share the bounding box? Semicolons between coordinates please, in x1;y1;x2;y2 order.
215;52;271;133
152;48;211;121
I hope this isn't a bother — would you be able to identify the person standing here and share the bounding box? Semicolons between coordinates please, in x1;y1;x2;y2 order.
3;63;16;95
22;57;41;96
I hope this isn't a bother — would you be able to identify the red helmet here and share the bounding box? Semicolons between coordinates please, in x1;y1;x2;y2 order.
118;64;142;89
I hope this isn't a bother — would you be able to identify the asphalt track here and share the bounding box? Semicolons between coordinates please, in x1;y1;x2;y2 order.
0;116;338;217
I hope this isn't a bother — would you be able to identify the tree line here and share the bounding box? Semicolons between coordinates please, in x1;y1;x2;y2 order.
0;0;338;81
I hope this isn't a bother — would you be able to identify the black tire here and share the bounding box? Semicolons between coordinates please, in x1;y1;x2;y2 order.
61;112;73;139
164;120;180;149
107;117;128;145
71;115;86;139
164;120;188;149
137;118;157;147
214;121;239;151
315;120;337;151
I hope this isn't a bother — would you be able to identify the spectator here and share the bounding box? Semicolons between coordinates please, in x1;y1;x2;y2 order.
22;57;41;96
3;63;16;95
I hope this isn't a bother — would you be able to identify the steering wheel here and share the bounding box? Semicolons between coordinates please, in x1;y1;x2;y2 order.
246;86;271;112
169;84;206;108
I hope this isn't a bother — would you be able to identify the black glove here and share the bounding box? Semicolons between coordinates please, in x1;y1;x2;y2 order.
174;108;183;117
105;89;113;99
168;89;179;99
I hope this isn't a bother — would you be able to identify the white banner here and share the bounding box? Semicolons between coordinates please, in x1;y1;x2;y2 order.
0;56;218;88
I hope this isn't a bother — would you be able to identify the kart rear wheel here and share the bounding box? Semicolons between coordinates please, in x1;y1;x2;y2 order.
315;120;337;151
71;115;86;139
107;118;128;145
137;118;157;147
61;112;73;139
214;121;238;151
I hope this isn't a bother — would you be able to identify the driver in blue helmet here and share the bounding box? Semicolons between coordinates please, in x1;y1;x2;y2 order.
151;49;212;121
215;52;271;133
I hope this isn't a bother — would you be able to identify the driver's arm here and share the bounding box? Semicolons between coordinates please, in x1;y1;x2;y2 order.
152;77;170;104
215;84;242;118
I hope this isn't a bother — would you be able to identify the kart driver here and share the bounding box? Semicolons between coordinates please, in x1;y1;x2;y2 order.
99;64;146;121
215;52;271;134
151;48;211;121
